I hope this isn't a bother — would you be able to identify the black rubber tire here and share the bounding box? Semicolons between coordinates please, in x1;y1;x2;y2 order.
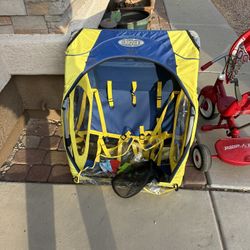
198;94;215;120
192;144;212;172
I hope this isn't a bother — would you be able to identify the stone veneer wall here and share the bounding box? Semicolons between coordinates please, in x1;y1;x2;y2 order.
0;0;87;34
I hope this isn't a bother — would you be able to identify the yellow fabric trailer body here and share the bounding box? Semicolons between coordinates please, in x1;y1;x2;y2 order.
62;29;200;195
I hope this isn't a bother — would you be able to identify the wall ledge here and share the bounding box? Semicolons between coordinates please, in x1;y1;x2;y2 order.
0;0;109;92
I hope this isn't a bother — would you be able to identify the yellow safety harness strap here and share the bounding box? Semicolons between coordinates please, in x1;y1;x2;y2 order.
76;93;87;131
94;137;113;163
152;92;177;136
139;125;145;139
148;92;178;163
94;90;107;136
156;141;164;166
117;131;131;161
95;133;134;161
75;137;84;143
95;137;102;162
107;80;114;108
117;140;122;161
156;81;162;109
132;142;139;156
99;138;112;158
131;81;137;106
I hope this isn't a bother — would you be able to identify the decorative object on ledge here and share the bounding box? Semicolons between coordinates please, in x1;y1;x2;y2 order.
108;0;155;14
0;0;110;34
101;0;152;30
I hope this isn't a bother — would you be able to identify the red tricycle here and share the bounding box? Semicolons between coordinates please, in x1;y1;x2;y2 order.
192;29;250;171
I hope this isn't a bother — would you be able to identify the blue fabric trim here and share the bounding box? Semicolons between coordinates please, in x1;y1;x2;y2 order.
85;29;176;75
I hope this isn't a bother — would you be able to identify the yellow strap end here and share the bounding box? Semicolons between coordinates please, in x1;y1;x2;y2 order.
107;80;114;108
131;81;137;106
157;81;162;109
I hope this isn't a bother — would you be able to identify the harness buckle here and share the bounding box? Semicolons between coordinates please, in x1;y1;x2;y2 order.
139;134;145;140
121;131;131;141
121;134;127;140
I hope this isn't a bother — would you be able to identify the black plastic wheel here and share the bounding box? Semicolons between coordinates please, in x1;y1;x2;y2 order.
192;144;212;172
198;94;215;120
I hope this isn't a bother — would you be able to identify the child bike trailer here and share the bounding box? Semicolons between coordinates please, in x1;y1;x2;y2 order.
62;29;200;196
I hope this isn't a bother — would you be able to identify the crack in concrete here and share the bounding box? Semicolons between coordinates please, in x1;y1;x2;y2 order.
209;191;227;250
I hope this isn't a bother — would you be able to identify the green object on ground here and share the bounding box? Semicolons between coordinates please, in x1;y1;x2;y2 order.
117;162;130;174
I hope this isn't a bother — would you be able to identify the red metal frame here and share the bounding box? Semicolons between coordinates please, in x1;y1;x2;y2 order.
199;75;250;138
199;29;250;165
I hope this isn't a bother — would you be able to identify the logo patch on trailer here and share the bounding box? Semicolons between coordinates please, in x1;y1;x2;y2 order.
118;39;144;47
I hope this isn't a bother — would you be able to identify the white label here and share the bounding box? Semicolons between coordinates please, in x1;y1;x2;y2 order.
118;39;144;47
224;143;250;151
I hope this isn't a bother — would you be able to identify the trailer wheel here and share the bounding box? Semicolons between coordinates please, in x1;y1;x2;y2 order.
192;144;212;172
199;95;215;119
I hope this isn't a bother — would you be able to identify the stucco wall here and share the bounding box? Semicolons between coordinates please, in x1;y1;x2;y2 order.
0;79;24;164
14;75;64;110
0;0;101;34
0;0;109;92
0;55;11;92
0;0;109;166
0;79;23;150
